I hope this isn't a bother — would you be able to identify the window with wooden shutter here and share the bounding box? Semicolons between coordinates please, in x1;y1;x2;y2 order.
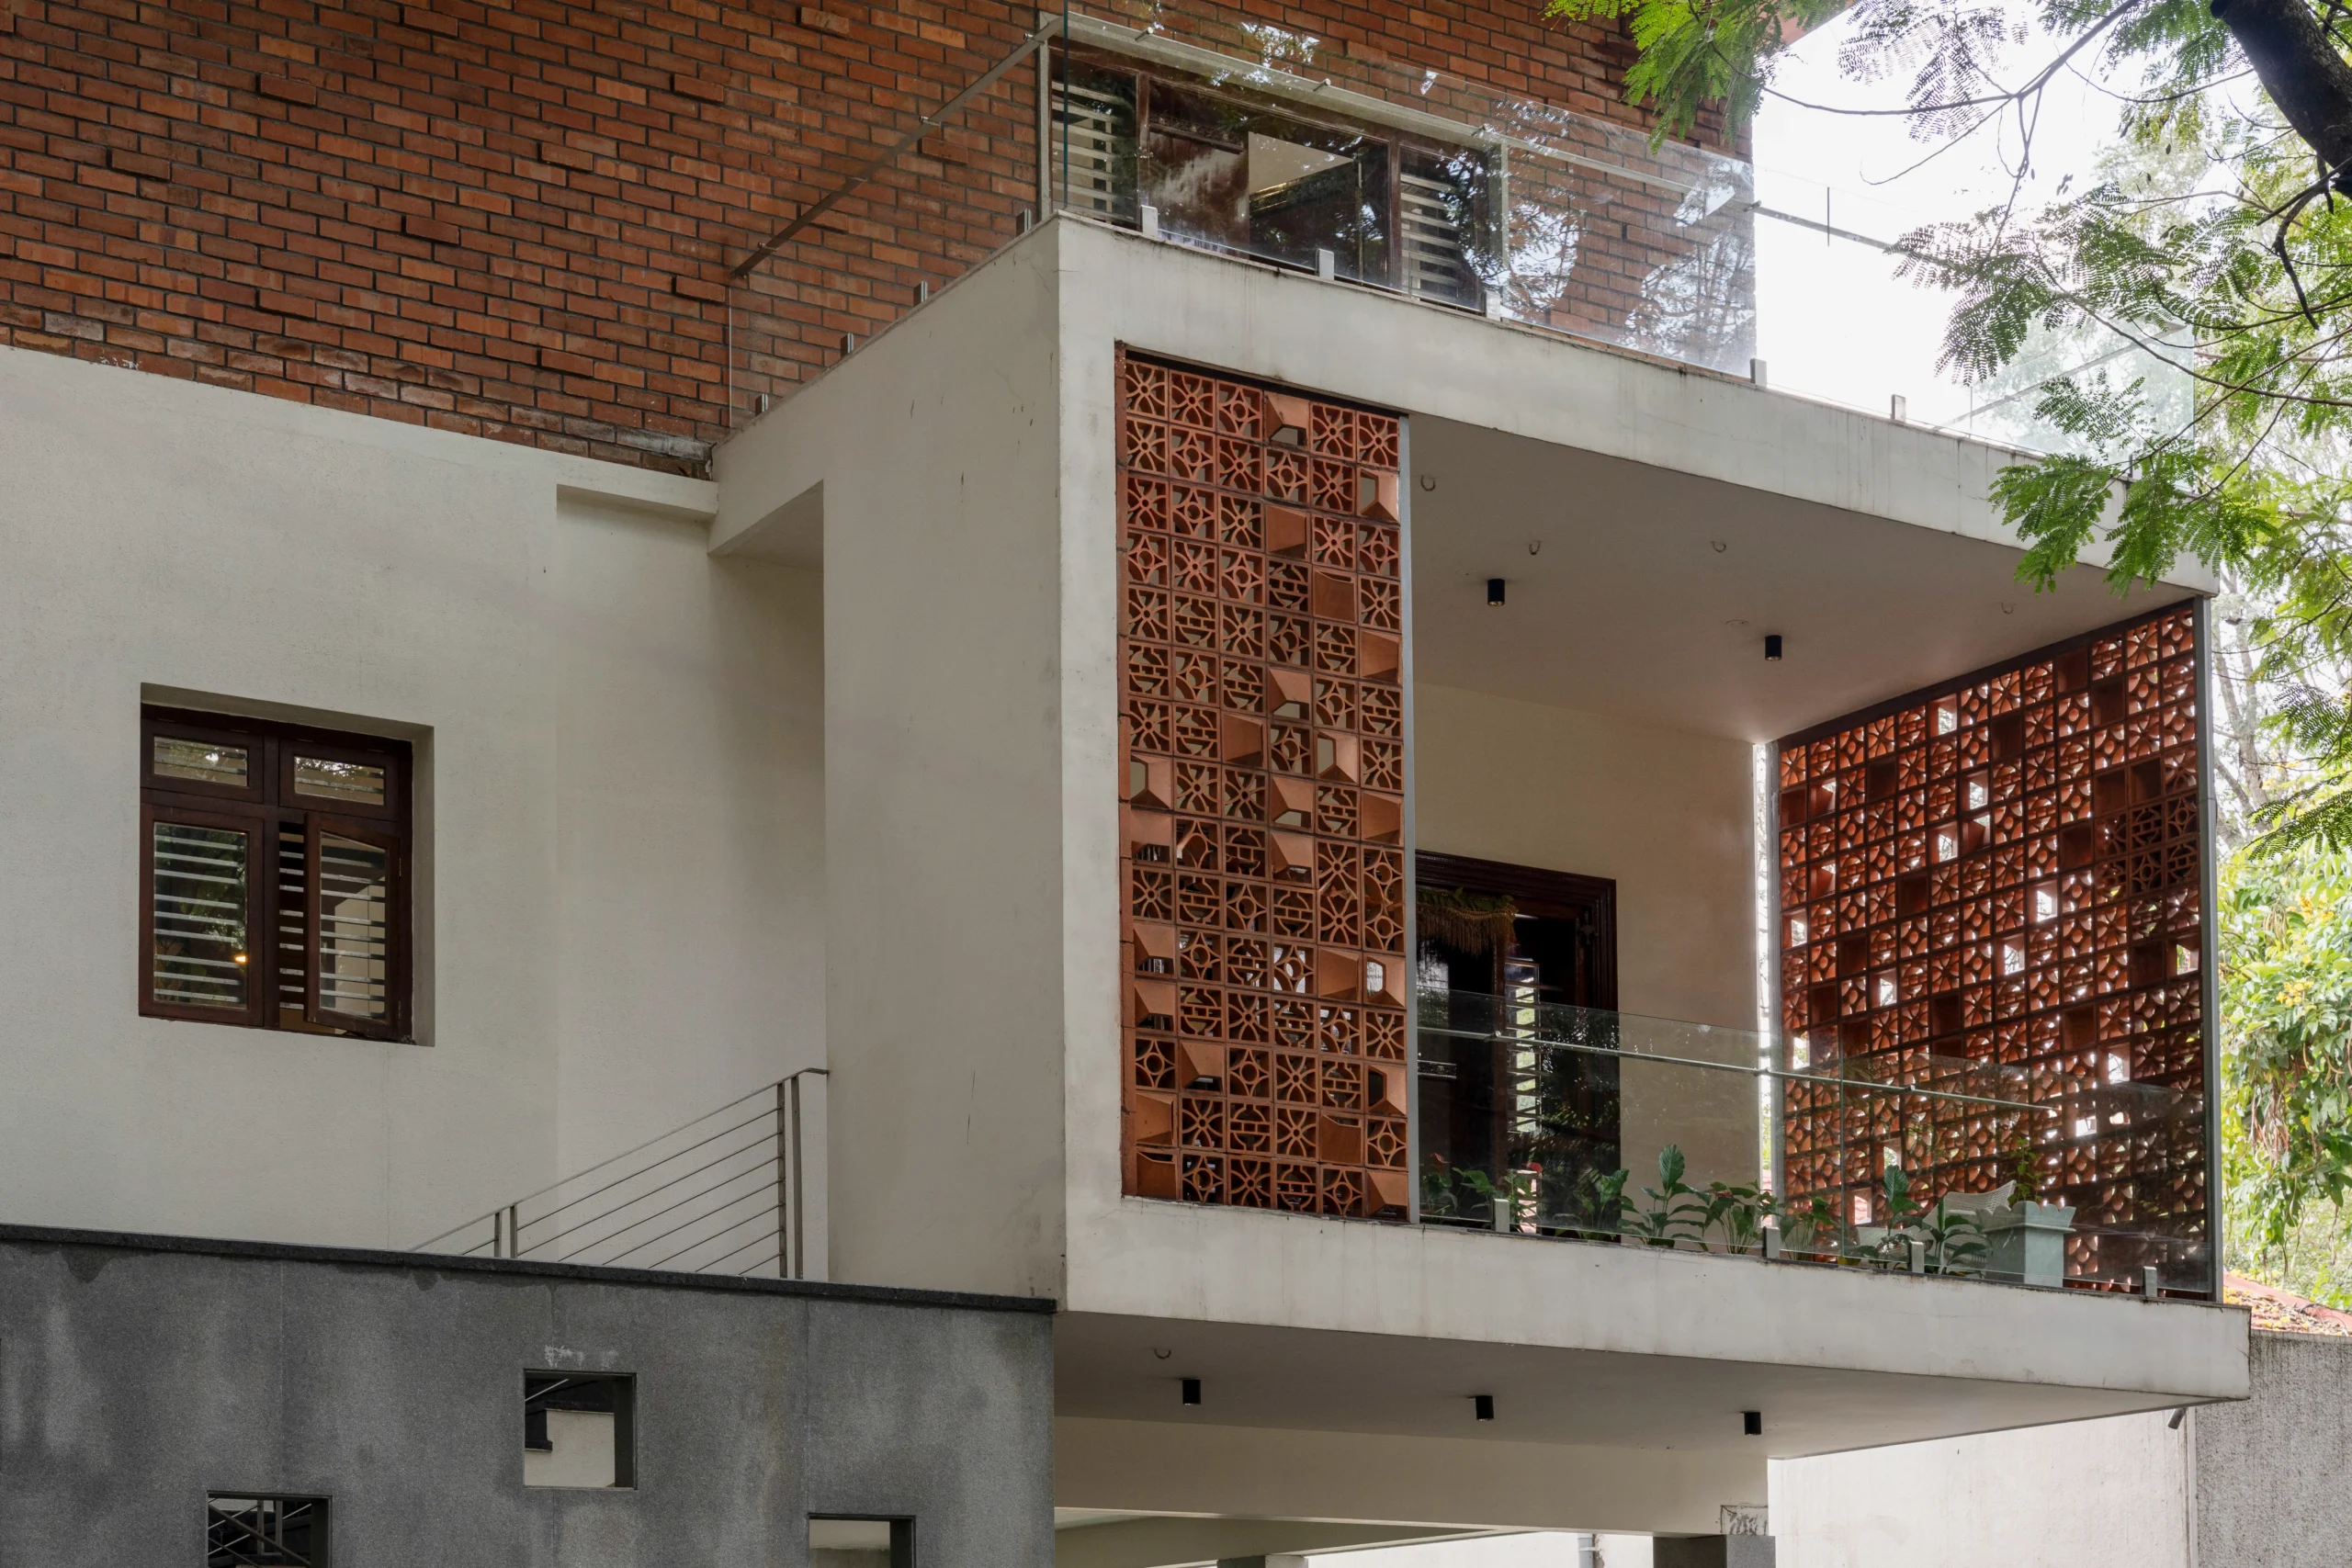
140;705;413;1040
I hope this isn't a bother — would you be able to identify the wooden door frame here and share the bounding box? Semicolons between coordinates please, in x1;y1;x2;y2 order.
1414;851;1618;1011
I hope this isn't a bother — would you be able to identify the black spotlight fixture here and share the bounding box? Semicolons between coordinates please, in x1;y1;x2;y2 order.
1764;634;1783;661
1743;1410;1764;1437
1182;1378;1202;1407
1487;578;1506;607
1473;1394;1496;1422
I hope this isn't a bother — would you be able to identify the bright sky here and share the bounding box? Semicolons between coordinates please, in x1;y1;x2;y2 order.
1749;6;2130;430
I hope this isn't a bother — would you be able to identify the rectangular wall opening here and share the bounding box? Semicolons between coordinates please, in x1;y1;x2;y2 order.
810;1516;914;1567
524;1372;635;1488
206;1493;327;1565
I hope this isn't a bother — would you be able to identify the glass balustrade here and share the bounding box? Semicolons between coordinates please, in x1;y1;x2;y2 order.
722;0;2191;453
1418;987;2211;1295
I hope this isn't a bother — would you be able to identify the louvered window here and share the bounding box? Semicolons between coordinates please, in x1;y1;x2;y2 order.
141;706;411;1040
1047;41;1494;310
1399;158;1478;306
1049;57;1137;221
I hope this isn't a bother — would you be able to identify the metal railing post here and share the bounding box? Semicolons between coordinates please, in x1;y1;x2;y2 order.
777;1078;794;1280
789;1072;808;1280
504;1203;520;1259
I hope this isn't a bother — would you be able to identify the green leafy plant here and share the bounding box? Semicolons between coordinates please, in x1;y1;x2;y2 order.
1454;1165;1542;1232
1627;1145;1711;1247
1420;1162;1464;1221
1562;1166;1633;1241
1702;1179;1777;1253
2007;1134;2043;1205
1923;1202;1991;1277
1775;1191;1849;1259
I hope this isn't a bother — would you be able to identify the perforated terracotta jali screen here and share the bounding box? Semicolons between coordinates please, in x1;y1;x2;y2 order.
1776;604;2211;1290
1116;350;1411;1219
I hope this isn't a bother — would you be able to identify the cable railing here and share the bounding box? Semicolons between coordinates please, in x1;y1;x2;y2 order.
412;1068;828;1280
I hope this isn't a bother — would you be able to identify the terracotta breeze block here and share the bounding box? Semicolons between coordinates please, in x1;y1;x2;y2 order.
0;0;1724;472
1774;604;2208;1292
1115;348;1411;1223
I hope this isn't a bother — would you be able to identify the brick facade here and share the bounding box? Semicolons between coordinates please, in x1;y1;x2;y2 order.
0;0;1713;471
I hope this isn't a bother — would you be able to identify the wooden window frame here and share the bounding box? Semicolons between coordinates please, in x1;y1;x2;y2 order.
140;705;413;1041
139;799;272;1028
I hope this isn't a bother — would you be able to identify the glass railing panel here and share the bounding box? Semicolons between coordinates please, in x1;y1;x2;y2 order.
1747;165;2197;449
1418;987;2211;1295
719;0;2188;452
1031;0;2191;454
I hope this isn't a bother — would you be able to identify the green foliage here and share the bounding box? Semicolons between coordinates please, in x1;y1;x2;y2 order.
1630;1143;1713;1244
1565;1165;1634;1238
1543;0;1849;141
2222;845;2352;1255
1702;1177;1777;1250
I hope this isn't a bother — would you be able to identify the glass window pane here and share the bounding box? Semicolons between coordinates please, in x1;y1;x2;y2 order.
1050;54;1139;221
153;735;249;789
152;822;249;1009
317;833;391;1021
1141;80;1391;283
292;754;387;807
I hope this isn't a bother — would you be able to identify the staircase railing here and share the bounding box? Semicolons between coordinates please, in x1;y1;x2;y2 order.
412;1067;828;1280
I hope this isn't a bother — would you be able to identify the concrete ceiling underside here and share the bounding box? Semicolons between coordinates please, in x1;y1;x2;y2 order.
1055;1307;2208;1462
1408;416;2201;744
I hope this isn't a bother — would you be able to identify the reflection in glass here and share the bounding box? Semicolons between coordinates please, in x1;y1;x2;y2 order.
1053;45;1490;305
293;754;388;807
152;821;249;1009
318;833;390;1020
1057;57;1139;220
153;736;249;790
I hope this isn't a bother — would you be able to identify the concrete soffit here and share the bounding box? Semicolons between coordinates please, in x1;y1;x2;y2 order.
709;478;823;566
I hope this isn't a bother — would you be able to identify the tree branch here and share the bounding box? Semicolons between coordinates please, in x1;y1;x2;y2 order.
2211;0;2352;185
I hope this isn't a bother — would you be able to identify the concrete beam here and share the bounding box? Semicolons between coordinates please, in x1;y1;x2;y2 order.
1057;1416;1762;1536
1055;1517;1496;1568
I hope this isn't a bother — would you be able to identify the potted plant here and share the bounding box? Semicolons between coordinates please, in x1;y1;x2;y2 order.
1976;1137;2075;1287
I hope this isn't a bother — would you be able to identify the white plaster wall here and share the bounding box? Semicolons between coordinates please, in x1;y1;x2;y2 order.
1769;1333;2352;1568
1769;1411;2190;1568
714;224;1070;1299
1057;1416;1764;1536
1414;685;1756;1032
551;494;825;1170
0;344;822;1249
1413;684;1761;1190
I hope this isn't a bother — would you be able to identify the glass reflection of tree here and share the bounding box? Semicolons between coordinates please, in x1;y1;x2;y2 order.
1624;220;1757;375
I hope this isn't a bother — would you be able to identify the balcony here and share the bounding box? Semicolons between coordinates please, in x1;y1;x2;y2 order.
1416;989;2206;1293
725;0;2188;451
713;150;2239;1535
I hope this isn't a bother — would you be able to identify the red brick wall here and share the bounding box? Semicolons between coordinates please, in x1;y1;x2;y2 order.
0;0;1707;471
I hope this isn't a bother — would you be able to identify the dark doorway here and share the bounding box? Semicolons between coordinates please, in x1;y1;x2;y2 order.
1416;852;1620;1227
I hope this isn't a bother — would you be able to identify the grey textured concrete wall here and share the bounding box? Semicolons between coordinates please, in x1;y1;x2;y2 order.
2197;1332;2352;1568
0;1225;1054;1566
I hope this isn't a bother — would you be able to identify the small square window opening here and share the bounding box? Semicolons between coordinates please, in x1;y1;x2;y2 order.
206;1493;327;1566
524;1373;635;1489
810;1516;915;1568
